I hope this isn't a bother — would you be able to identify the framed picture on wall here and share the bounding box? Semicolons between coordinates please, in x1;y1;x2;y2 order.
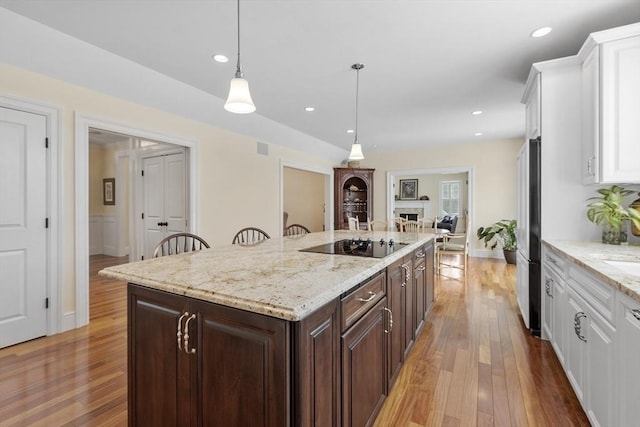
103;178;115;205
400;179;418;200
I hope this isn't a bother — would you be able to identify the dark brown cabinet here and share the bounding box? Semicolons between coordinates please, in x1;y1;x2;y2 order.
128;284;290;427
413;240;435;337
386;255;413;389
293;299;341;427
341;297;388;427
334;168;374;230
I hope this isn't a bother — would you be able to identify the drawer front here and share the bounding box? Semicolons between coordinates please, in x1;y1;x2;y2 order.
568;264;615;323
543;246;567;279
414;247;426;266
341;272;386;331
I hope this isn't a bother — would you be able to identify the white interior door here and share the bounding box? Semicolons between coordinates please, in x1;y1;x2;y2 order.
164;152;186;235
0;107;48;348
142;151;186;259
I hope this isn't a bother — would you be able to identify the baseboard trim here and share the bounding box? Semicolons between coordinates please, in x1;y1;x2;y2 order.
60;311;76;333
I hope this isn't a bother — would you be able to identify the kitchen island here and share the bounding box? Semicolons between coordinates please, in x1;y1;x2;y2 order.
100;230;436;427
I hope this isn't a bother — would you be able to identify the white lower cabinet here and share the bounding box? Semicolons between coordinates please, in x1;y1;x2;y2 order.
543;245;622;427
565;287;587;404
583;297;615;427
617;294;640;426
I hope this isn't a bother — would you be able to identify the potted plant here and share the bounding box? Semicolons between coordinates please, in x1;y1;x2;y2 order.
586;185;640;245
477;219;517;264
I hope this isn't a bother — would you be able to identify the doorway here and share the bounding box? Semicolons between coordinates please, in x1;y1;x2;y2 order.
76;115;198;328
387;166;474;247
280;160;333;234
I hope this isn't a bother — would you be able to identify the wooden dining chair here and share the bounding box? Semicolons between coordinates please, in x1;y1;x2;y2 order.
284;224;311;236
404;220;423;233
348;216;360;231
367;218;388;231
232;227;271;245
153;232;210;258
436;214;469;275
391;217;407;232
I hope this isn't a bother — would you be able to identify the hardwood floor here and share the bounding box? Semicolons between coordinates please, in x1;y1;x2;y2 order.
0;255;588;426
374;256;589;427
0;255;129;427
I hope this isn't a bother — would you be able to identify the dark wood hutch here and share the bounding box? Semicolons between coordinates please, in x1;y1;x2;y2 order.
334;168;374;230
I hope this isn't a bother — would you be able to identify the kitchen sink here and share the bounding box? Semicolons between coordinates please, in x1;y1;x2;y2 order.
604;260;640;277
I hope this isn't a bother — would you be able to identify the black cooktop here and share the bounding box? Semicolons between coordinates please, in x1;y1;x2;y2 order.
299;238;408;259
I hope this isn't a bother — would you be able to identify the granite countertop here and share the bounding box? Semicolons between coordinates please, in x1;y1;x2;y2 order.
543;240;640;303
99;230;434;321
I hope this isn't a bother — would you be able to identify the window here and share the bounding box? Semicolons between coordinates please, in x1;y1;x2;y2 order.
440;181;461;215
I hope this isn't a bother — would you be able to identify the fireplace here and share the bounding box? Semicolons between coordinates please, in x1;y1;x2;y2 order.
399;213;418;221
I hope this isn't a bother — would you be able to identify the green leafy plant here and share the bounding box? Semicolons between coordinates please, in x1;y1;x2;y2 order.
586;185;640;243
476;219;517;251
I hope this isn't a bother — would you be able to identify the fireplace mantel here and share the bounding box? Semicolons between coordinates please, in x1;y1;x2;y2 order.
394;200;432;219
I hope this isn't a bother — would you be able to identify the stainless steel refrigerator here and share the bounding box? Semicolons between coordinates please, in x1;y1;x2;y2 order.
516;137;541;336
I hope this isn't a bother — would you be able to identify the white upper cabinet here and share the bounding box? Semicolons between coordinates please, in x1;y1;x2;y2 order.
580;24;640;184
524;73;541;140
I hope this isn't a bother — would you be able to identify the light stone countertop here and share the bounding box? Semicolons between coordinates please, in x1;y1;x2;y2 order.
542;240;640;303
99;230;434;321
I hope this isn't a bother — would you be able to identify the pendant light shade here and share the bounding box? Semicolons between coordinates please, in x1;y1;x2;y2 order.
348;63;365;161
224;0;255;114
348;140;364;160
225;76;255;114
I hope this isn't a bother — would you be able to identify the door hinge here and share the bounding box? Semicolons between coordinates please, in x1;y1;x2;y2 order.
45;137;49;148
141;255;144;260
45;218;49;228
141;170;144;177
141;213;144;219
45;297;49;309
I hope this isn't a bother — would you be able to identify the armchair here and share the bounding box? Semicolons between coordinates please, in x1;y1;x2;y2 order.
435;215;458;233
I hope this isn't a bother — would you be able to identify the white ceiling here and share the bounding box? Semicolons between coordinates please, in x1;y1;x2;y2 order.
1;1;639;155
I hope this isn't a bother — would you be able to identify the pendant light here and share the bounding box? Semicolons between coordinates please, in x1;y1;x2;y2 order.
348;63;365;160
224;0;256;114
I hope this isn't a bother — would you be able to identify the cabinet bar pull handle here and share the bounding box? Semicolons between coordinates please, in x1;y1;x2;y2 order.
383;307;393;334
401;263;411;285
416;252;425;258
632;309;640;321
415;265;426;272
356;291;376;303
183;313;197;355
574;312;587;342
545;278;553;298
176;312;188;351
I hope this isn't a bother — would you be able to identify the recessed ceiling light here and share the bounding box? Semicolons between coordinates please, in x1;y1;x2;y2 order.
304;107;315;112
531;27;552;38
212;54;229;63
474;132;483;136
472;110;483;115
347;129;354;134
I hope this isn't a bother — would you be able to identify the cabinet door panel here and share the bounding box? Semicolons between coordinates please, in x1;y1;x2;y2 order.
618;296;640;426
586;310;614;427
128;285;191;427
414;256;426;336
294;300;340;427
565;289;586;404
342;298;388;427
387;257;405;387
195;302;289;427
601;36;640;183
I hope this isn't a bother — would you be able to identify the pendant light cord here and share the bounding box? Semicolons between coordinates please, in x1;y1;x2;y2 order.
355;67;359;143
235;0;242;77
352;63;364;144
